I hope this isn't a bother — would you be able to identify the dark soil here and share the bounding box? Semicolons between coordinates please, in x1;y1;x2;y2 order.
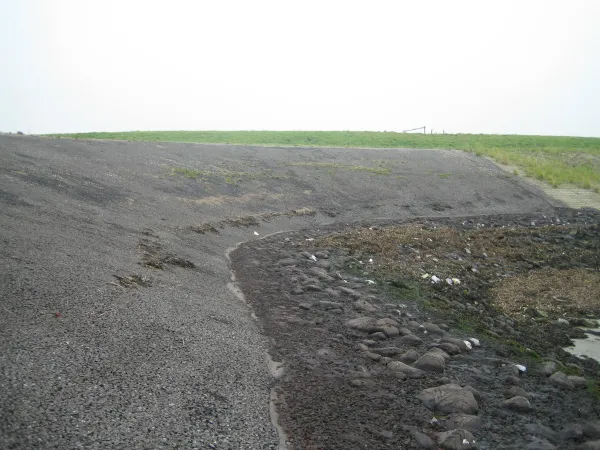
231;207;600;450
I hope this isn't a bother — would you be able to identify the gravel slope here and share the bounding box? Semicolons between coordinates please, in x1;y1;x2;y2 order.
0;134;557;448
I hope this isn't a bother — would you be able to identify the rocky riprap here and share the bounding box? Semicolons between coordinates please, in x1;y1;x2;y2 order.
231;208;600;449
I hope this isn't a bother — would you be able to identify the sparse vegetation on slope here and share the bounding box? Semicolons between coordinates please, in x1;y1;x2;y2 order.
46;131;600;191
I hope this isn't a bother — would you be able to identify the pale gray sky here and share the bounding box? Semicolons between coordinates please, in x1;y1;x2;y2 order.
1;0;599;136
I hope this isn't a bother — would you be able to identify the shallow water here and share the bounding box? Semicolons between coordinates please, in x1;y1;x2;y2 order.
564;320;600;363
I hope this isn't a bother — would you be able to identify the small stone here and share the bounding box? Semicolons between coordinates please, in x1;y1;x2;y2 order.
418;384;478;414
399;349;420;364
314;251;329;259
435;429;476;449
388;361;425;378
549;371;574;389
356;343;369;351
291;287;304;295
413;352;446;373
503;396;532;413
399;334;423;346
380;356;393;365
299;302;312;310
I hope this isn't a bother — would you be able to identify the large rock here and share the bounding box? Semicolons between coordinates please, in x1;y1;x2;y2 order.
560;423;584;441
278;258;302;266
569;376;587;389
370;347;401;357
381;326;400;337
577;441;600;450
353;299;378;313
422;322;445;336
584;421;600;439
399;349;420;364
418;384;478;414
413;431;436;449
436;342;462;355
526;438;557;449
388;361;425;378
338;286;362;298
318;300;342;310
444;414;483;432
441;338;471;352
376;317;400;327
525;423;559;444
324;287;341;297
399;334;423;346
549;371;575;389
503;396;532;413
346;317;378;332
427;347;451;359
413;352;446;373
505;386;530;399
308;266;327;275
435;429;476;449
315;259;331;269
540;361;558;376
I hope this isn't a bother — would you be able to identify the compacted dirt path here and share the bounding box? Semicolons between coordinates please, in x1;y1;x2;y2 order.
0;134;564;448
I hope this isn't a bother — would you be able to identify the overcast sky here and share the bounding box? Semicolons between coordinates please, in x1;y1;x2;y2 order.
1;0;599;136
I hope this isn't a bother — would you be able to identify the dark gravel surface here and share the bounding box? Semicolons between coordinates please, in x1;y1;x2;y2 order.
0;133;559;448
231;209;600;450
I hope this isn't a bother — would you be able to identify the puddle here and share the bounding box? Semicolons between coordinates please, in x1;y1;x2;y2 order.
564;319;600;363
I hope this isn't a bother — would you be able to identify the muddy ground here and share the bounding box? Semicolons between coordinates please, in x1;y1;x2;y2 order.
231;207;600;450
